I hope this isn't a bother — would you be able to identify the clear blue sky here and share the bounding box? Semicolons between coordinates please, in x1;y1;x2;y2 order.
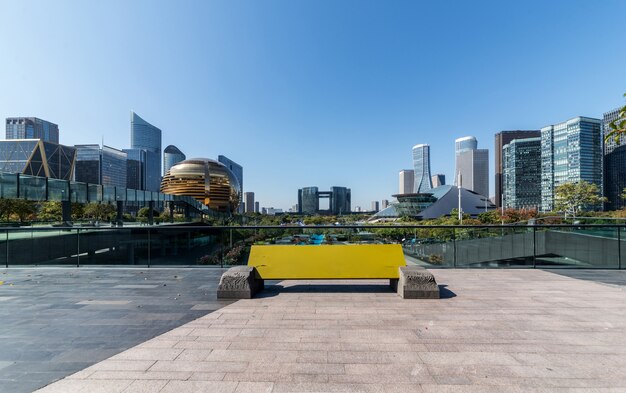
1;0;624;211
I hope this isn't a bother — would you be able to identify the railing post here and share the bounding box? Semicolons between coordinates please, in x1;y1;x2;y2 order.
453;227;457;268
147;228;151;268
5;230;8;268
532;226;537;269
619;226;622;270
76;228;80;268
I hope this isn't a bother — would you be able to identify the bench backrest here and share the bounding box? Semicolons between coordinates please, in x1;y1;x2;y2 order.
247;244;406;280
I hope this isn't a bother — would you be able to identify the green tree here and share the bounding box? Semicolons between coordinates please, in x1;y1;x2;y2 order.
83;203;116;221
38;201;62;221
554;181;606;219
137;207;160;218
604;93;626;145
11;199;37;223
0;199;15;221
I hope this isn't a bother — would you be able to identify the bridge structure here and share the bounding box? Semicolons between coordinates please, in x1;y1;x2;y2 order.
0;171;210;222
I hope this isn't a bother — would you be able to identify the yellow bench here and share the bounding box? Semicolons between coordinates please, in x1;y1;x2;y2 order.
216;244;440;299
247;244;406;280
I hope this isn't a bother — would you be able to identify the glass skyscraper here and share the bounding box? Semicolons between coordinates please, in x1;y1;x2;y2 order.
74;145;128;188
218;155;243;192
412;144;433;193
0;140;75;180
163;145;186;175
454;136;489;197
494;130;541;207
603;107;626;210
6;117;60;144
130;112;161;191
502;137;542;210
540;116;603;212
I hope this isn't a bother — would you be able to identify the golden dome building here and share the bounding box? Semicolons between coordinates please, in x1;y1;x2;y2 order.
160;158;241;213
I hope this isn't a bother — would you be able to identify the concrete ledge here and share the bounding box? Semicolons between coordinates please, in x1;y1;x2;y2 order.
396;266;440;299
217;266;264;299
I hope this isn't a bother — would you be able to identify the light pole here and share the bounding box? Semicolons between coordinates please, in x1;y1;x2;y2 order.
457;173;462;224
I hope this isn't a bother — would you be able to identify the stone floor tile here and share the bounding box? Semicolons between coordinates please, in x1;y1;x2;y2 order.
122;380;168;393
233;382;274;393
159;380;239;393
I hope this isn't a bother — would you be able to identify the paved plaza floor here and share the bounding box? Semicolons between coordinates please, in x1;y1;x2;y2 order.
0;267;234;393
29;269;626;393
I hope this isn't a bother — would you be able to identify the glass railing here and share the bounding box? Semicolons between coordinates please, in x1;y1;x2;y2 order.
0;224;624;269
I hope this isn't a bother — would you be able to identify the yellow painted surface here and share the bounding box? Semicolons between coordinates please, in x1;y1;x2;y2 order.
248;244;405;279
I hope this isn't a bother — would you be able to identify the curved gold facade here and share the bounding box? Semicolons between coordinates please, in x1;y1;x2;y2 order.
160;158;241;213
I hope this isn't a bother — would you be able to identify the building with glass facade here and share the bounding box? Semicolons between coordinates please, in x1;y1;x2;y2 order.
74;145;128;188
244;192;255;213
431;174;445;187
130;112;161;191
163;145;186;175
124;148;147;190
297;186;351;215
502;137;541;210
399;169;414;194
218;156;243;192
494;130;541;207
6;117;59;144
0;139;75;180
412;144;433;193
541;116;603;212
603;107;626;210
160;158;241;213
604;145;626;211
456;148;489;198
454;136;488;197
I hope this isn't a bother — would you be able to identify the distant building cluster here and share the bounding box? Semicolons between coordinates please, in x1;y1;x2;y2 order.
388;108;621;217
297;186;351;215
1;112;246;214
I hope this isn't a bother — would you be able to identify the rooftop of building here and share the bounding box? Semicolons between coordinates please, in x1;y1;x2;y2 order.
13;267;626;393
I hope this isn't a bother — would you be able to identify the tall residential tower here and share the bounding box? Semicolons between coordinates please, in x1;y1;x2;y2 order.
541;116;603;212
130;111;162;191
412;144;433;193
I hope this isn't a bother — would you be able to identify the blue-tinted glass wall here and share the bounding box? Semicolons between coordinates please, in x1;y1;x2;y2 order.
6;117;59;144
502;137;541;210
412;144;433;193
217;155;243;192
130;112;161;191
124;148;147;190
603;107;626;210
75;145;127;188
0;140;75;180
164;145;186;174
541;117;602;212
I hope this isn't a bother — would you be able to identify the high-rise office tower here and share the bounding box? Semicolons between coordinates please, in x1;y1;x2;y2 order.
454;136;477;185
494;130;541;207
74;145;127;188
381;199;389;209
455;136;477;155
6;117;60;144
502;137;542;210
124;148;147;190
163;145;186;174
455;136;489;197
0;139;75;180
130;112;161;191
371;201;380;212
431;174;445;188
399;170;414;194
541;116;603;212
298;187;319;214
412;144;433;193
330;186;351;215
244;192;255;213
218;156;243;192
603;107;626;210
255;201;260;213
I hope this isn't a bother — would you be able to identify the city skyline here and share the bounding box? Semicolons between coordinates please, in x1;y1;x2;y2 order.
1;1;625;210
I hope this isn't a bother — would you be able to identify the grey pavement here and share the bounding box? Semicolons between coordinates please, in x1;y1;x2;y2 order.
0;267;234;393
34;269;626;392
